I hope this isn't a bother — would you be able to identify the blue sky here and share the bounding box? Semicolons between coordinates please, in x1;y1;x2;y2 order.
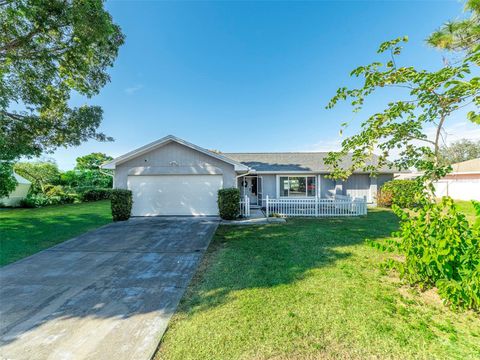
52;0;479;169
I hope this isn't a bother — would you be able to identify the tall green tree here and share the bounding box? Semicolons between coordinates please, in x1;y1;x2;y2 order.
14;161;61;194
427;0;480;53
0;0;124;196
439;138;480;165
75;153;113;171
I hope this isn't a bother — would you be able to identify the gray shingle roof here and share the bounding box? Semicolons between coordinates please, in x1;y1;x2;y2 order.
224;152;395;173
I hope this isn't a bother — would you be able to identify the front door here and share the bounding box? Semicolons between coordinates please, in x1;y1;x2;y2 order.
241;176;258;205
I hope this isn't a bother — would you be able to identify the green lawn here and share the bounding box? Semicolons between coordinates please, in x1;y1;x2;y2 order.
157;209;480;360
454;200;478;223
0;201;111;266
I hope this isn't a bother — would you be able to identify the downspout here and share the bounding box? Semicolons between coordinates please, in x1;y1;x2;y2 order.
99;165;115;188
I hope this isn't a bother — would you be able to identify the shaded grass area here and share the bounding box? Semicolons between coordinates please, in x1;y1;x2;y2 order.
0;201;111;266
157;209;480;360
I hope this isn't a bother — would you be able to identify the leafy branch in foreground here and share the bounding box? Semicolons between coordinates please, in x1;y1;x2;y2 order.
324;37;480;199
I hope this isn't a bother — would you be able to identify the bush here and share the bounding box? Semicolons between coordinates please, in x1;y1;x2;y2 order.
218;188;240;220
20;192;79;208
390;198;480;310
378;180;421;208
20;194;60;208
111;189;132;221
81;188;112;202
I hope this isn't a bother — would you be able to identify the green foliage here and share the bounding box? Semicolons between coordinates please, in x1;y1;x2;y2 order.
20;192;76;208
439;138;480;165
217;188;240;220
14;161;61;193
81;188;112;202
390;198;480;310
326;3;480;312
0;162;16;198
324;36;479;190
378;180;422;208
0;0;124;162
75;152;113;170
427;0;480;53
61;169;112;189
111;189;132;221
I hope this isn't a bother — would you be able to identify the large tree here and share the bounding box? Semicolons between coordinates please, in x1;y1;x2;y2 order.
439;138;480;165
0;0;124;196
75;152;113;171
14;161;61;194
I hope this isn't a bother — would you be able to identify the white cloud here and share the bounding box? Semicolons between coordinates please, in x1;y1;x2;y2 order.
124;84;143;95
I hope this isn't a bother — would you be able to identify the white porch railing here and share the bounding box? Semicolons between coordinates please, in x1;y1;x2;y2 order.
240;195;250;217
265;195;367;218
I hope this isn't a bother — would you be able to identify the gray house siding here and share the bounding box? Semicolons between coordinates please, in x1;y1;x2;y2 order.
320;175;335;198
114;141;237;189
259;175;276;198
253;174;374;200
377;174;394;188
344;174;370;200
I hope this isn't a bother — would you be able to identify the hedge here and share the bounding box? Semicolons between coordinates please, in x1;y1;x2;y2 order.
111;189;133;221
80;188;112;202
218;188;240;220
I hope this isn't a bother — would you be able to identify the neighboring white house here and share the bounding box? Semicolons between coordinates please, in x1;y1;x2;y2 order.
102;135;395;216
0;172;31;207
434;158;480;201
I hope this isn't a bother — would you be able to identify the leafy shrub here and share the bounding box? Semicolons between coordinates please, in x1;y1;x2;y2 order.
81;188;112;202
20;192;78;207
111;189;132;221
377;188;394;207
20;194;60;208
378;180;421;208
61;169;112;189
218;188;240;220
390;197;480;310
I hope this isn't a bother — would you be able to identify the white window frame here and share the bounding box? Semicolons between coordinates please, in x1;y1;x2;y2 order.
276;174;317;198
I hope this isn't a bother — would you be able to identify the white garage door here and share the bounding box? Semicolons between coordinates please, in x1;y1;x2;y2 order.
127;175;223;216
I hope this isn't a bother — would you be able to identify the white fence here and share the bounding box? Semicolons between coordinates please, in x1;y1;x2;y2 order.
265;196;367;218
240;195;250;217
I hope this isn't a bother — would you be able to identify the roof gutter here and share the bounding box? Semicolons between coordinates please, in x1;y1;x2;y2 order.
235;169;254;188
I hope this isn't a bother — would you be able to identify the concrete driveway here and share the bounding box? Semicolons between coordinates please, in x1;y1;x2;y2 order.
0;217;218;360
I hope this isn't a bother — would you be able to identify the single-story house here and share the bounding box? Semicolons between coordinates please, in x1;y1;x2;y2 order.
102;135;395;216
0;172;31;207
434;158;480;201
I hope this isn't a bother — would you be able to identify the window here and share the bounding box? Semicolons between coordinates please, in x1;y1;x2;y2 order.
279;176;316;197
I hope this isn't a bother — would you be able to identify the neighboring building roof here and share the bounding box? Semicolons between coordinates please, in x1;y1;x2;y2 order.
451;158;480;174
101;135;250;172
224;152;395;173
13;172;31;184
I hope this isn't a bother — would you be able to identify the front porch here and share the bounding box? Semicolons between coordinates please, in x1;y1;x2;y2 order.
237;174;369;218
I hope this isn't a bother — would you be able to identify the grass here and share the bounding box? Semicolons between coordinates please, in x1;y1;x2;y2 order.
454;200;478;223
0;201;112;266
157;209;480;360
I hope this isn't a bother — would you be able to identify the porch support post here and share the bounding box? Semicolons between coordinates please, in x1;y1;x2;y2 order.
266;195;269;217
369;176;378;205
